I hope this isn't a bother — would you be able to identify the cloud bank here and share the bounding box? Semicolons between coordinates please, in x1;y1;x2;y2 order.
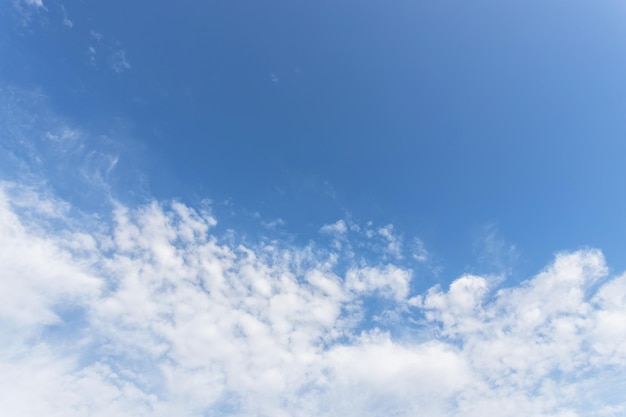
1;85;624;416
1;180;625;417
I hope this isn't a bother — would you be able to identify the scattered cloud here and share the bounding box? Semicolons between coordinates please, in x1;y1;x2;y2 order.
110;49;131;73
261;217;286;229
1;170;626;417
320;219;347;235
0;86;149;208
20;0;45;8
61;5;72;28
11;1;72;29
270;72;279;83
320;219;417;262
412;237;429;262
87;31;131;74
11;0;47;26
90;30;103;41
378;224;404;260
1;86;625;417
87;46;97;66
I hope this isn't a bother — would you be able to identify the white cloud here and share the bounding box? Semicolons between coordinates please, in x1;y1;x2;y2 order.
0;87;140;206
110;49;131;73
0;186;100;330
261;217;286;229
414;274;489;336
320;219;347;234
9;0;46;30
378;224;403;259
90;30;103;41
412;237;429;262
1;180;625;416
61;6;73;28
322;332;471;417
21;0;44;8
0;89;625;417
319;219;426;264
346;265;412;301
88;46;97;66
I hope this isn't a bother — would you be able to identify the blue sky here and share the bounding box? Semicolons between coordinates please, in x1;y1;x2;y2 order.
1;1;626;416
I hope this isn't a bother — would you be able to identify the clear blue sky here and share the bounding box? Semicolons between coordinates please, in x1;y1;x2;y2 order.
3;0;626;276
1;1;626;416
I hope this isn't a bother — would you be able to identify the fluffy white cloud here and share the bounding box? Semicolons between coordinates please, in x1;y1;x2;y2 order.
345;265;412;301
0;186;100;330
1;182;625;417
319;219;347;235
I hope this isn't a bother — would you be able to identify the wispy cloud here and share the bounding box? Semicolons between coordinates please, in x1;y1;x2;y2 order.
412;237;429;262
110;49;131;73
11;0;47;27
11;1;73;29
20;0;45;8
90;30;103;41
261;217;286;229
319;218;416;263
0;86;147;207
61;5;72;28
472;223;519;278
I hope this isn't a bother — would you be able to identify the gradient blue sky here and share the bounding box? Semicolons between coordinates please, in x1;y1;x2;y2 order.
3;0;626;275
2;1;626;416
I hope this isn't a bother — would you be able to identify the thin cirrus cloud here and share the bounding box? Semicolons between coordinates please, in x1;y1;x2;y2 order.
9;2;132;74
20;0;45;8
1;89;626;416
110;48;131;73
61;5;72;28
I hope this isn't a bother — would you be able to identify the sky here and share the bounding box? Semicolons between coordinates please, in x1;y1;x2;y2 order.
1;0;626;416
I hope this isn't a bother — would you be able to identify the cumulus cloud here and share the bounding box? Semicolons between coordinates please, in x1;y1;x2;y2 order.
377;224;403;259
1;179;625;417
320;219;347;235
1;86;624;416
0;187;100;329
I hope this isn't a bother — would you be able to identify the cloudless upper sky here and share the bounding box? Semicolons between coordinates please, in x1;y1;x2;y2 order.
2;0;626;274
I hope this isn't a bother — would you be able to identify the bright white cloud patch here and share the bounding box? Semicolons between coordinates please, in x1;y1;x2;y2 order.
1;180;625;417
320;219;347;235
